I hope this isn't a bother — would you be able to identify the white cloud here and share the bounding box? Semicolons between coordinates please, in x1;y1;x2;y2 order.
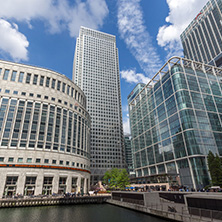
117;0;162;77
123;117;130;135
122;105;129;113
157;0;209;59
0;0;108;37
0;19;29;61
0;0;108;61
68;0;108;37
121;69;150;84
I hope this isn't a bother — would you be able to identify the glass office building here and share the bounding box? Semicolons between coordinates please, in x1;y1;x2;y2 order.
128;83;146;104
180;0;222;67
129;57;222;189
124;136;134;173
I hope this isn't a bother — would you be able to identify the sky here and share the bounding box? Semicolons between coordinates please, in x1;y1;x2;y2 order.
0;0;209;134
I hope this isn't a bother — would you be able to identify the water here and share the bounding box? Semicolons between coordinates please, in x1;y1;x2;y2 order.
0;204;168;222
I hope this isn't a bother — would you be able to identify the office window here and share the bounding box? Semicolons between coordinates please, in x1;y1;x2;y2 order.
33;75;38;85
51;79;56;89
67;85;70;95
44;159;49;164
0;157;4;162
62;83;66;93
18;158;23;163
40;76;44;86
57;81;61;90
26;73;31;83
8;157;14;162
18;72;24;82
36;158;41;163
27;158;32;163
11;71;17;81
3;69;10;80
46;77;50;87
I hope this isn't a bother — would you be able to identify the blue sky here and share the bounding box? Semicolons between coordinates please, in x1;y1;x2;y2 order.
0;0;209;134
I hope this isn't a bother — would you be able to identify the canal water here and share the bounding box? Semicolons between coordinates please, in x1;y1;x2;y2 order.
0;204;168;222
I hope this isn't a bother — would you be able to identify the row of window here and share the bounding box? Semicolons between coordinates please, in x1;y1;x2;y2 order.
0;98;90;157
0;68;85;106
135;157;209;188
0;88;87;117
0;157;88;169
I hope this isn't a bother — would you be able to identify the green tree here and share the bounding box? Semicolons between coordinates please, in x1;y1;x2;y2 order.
103;168;130;190
207;151;222;186
117;168;130;189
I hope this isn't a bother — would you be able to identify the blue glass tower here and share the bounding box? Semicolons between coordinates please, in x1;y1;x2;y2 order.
129;57;222;189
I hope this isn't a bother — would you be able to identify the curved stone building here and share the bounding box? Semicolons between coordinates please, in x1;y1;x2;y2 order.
0;60;91;197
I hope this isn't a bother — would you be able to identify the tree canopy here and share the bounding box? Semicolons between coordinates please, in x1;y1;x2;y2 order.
103;168;130;190
207;151;222;187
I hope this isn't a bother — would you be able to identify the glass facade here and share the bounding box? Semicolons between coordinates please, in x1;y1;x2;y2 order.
181;0;222;67
129;57;222;189
124;136;134;173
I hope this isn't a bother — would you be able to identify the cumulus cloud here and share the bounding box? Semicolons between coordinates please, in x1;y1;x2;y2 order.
121;69;150;84
0;19;29;61
0;0;108;61
117;0;162;77
123;117;131;135
157;0;209;59
68;0;108;37
0;0;108;37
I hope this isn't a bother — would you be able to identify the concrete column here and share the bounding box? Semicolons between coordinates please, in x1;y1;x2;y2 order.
16;172;26;195
188;158;196;190
77;176;81;193
52;174;59;194
0;171;6;197
35;173;43;195
84;178;87;194
88;177;90;191
66;175;72;193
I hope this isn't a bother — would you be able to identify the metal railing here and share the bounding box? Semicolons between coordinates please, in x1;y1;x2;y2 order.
147;203;222;221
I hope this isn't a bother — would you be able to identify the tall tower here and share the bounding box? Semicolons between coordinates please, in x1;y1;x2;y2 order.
180;0;222;67
73;27;125;184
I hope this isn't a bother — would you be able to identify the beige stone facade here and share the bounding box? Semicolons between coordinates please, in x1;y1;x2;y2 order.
0;60;91;197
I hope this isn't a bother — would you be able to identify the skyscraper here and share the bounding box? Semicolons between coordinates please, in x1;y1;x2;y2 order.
127;83;146;104
73;27;125;184
180;0;222;67
124;135;134;174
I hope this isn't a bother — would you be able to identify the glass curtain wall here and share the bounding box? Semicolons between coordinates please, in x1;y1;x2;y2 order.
129;58;222;189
